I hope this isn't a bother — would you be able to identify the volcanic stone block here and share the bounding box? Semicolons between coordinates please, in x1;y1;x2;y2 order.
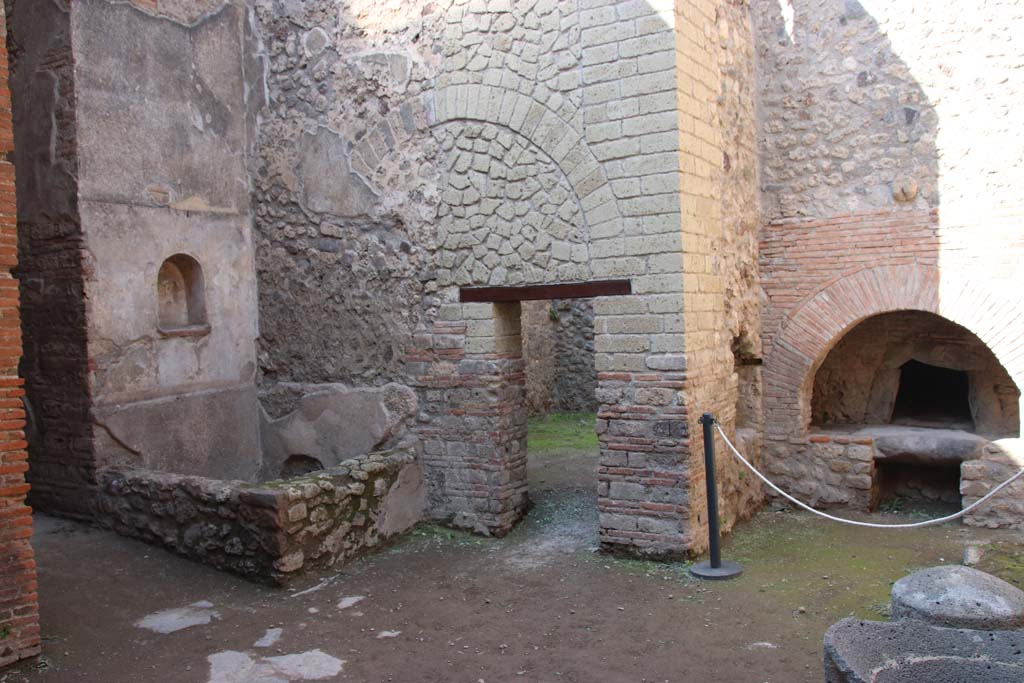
824;618;1024;683
890;565;1024;630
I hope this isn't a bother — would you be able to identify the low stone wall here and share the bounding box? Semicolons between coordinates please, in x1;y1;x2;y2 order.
93;445;423;585
962;440;1024;530
767;435;876;510
768;432;1023;528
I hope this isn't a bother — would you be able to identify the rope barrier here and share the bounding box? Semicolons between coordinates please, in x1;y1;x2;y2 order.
714;423;1024;529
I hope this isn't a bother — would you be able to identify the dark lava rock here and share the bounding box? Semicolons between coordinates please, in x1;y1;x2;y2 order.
891;565;1024;630
824;617;1024;683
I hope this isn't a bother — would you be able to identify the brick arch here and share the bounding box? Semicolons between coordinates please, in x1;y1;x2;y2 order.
354;83;621;236
764;264;1024;440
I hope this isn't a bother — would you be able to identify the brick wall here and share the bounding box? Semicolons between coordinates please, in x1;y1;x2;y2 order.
760;208;939;361
0;3;39;667
5;0;95;519
674;0;763;545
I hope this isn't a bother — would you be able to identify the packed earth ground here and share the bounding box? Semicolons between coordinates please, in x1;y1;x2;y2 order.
3;413;1022;683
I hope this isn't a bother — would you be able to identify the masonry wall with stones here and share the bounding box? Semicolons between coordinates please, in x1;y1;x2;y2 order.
673;0;764;537
95;445;422;585
248;0;763;558
754;0;1024;524
522;298;597;415
0;2;39;667
5;0;94;518
4;0;433;594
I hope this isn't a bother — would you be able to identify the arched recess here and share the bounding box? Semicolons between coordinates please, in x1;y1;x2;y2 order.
157;253;207;331
350;84;623;237
764;264;1024;442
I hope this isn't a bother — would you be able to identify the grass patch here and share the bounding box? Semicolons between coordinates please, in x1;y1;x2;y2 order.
527;411;598;452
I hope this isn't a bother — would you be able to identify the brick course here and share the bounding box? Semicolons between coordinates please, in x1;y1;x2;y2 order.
0;4;39;666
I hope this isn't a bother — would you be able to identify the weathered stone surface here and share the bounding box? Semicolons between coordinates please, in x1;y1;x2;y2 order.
522;299;597;415
961;440;1024;530
296;126;379;218
93;385;263;482
94;445;421;585
258;383;418;479
824;617;1024;683
891;565;1024;630
870;428;987;466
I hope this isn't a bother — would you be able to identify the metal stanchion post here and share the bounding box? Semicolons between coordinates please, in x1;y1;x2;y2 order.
690;413;743;580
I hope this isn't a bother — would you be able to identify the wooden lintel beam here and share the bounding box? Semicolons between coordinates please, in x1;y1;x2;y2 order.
459;279;632;303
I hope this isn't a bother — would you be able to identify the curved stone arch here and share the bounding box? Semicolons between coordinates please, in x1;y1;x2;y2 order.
764;263;1024;439
352;83;622;239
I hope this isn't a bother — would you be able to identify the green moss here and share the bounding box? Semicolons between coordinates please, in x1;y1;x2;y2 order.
721;510;964;620
405;523;489;549
527;412;599;452
979;544;1024;588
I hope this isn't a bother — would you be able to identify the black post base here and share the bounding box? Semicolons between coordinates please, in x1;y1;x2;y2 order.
690;560;743;580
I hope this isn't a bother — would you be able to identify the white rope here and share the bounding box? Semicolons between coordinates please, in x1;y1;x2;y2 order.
713;423;1024;529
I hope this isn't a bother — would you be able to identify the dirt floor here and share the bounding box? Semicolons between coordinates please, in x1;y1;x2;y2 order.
4;412;1024;682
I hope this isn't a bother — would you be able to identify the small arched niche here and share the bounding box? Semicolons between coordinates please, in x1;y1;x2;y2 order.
157;254;208;335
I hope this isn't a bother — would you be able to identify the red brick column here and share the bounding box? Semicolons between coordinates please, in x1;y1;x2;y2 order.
407;302;529;535
0;7;40;666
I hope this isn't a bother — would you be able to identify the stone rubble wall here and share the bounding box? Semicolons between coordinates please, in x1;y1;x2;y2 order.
755;1;1024;527
522;299;597;416
248;0;755;559
798;434;875;509
94;445;421;585
961;440;1024;531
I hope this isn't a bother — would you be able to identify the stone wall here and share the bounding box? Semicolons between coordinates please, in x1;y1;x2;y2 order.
247;0;759;559
0;2;39;666
674;0;764;541
6;0;95;518
797;433;875;509
95;445;422;585
6;0;266;511
962;440;1024;531
522;298;597;415
755;1;1024;524
73;0;263;480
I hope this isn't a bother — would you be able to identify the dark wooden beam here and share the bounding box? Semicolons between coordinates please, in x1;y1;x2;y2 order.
459;279;632;303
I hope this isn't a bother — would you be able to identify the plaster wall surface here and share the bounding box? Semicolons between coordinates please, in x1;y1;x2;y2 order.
74;0;261;480
7;0;266;513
